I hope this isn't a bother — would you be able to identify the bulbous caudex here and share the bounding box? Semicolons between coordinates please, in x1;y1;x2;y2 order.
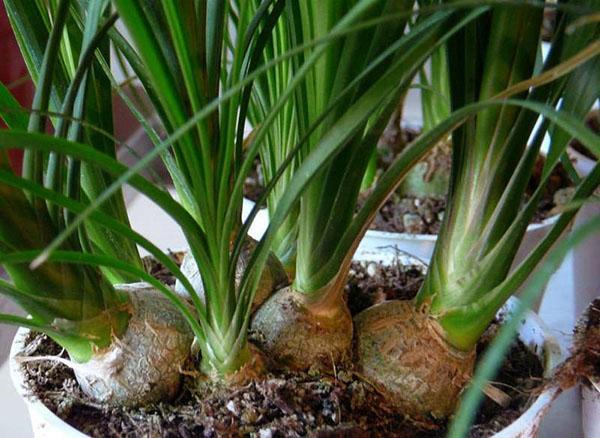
73;283;193;407
250;285;353;371
353;299;475;421
175;237;288;313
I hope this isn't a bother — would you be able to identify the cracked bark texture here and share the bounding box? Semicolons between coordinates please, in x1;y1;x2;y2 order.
251;286;353;371
354;299;475;420
74;283;193;407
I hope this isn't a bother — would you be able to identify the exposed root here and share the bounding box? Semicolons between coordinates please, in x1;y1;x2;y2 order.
250;286;353;371
73;283;194;407
353;299;475;421
175;237;288;313
15;354;76;369
483;383;511;407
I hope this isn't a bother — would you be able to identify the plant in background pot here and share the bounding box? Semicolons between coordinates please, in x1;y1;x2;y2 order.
0;0;192;407
244;0;600;429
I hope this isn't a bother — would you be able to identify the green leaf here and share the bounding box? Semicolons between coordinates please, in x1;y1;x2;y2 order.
0;82;29;130
448;213;600;437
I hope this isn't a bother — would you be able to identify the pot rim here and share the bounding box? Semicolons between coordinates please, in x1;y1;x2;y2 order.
9;327;88;438
363;213;559;242
242;196;561;243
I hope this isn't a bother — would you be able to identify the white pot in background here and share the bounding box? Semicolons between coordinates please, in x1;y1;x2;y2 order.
242;197;270;241
353;246;565;437
570;148;599;317
568;148;600;438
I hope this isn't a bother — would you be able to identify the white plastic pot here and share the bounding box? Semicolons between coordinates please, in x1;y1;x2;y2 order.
570;148;600;317
353;246;565;437
10;327;87;438
242;197;270;241
11;247;563;437
568;148;600;438
582;385;600;438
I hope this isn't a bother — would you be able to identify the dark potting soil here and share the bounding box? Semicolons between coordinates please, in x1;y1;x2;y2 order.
141;250;186;286
18;259;544;437
244;157;266;204
541;8;556;42
577;298;600;383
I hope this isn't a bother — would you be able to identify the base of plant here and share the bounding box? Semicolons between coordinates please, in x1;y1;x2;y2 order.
14;277;547;436
353;299;475;421
250;286;352;371
175;237;288;313
73;283;193;407
199;342;268;387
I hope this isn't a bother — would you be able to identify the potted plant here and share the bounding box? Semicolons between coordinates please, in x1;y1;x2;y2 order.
242;3;583;312
0;0;193;407
351;0;600;421
1;0;598;436
241;0;599;425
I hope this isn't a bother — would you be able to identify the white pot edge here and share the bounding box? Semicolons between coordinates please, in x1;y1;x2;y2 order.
361;214;558;255
491;297;563;438
242;197;560;260
10;327;87;438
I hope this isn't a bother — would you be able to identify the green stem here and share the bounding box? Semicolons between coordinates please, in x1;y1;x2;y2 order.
24;0;71;186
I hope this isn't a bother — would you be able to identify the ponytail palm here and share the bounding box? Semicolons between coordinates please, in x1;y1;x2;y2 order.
250;1;494;368
0;0;191;406
0;0;130;364
91;0;294;378
2;0;597;424
4;0;143;283
107;0;455;376
354;0;600;420
38;0;490;379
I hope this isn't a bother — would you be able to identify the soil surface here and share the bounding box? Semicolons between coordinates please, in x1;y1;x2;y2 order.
541;8;556;42
244;157;266;204
141;250;186;286
17;259;545;437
